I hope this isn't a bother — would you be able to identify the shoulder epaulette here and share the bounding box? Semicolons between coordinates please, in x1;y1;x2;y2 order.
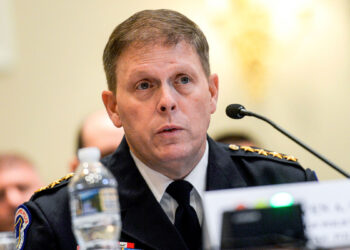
228;144;298;162
35;173;74;194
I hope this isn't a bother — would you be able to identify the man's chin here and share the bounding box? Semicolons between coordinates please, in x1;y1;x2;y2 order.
156;144;199;164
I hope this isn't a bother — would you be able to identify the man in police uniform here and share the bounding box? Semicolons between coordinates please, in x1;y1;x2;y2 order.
15;9;317;250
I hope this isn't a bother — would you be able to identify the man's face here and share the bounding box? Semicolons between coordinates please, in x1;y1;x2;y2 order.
103;41;218;179
0;165;41;231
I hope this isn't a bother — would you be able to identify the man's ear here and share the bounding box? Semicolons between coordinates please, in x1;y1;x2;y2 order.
208;73;219;114
102;90;122;128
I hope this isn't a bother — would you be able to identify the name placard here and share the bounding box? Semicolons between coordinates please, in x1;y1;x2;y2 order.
203;179;350;249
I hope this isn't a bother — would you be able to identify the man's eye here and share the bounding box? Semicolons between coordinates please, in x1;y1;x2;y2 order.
179;76;190;84
17;185;29;192
136;82;151;90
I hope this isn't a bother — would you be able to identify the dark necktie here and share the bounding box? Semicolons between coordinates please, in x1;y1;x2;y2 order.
166;180;202;250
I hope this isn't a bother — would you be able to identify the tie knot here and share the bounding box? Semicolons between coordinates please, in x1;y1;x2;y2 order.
166;180;193;206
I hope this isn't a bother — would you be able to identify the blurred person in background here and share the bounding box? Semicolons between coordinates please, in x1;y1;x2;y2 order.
215;132;259;147
0;153;42;231
69;109;124;172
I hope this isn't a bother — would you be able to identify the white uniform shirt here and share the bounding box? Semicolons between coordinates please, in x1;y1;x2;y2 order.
130;141;208;225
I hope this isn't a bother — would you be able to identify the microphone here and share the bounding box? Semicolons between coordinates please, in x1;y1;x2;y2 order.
225;104;350;178
226;104;249;119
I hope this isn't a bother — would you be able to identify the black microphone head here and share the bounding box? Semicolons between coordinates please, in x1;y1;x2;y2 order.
226;104;246;119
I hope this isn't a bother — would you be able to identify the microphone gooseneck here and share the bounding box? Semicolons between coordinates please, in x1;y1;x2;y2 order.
225;104;350;178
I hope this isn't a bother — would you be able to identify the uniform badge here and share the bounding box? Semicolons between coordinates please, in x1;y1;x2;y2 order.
119;241;135;248
15;205;32;250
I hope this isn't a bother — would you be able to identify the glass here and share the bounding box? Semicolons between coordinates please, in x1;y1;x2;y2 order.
0;231;15;250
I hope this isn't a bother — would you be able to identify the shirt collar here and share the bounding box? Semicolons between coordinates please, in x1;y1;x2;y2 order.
183;141;208;200
130;141;209;202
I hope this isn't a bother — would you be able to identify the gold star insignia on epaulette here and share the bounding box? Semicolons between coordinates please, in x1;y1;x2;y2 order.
268;151;283;159
255;149;268;156
283;155;298;162
35;173;74;193
229;144;298;162
240;146;255;152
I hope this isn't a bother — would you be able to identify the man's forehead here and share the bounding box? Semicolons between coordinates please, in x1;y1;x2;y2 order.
0;162;33;172
0;168;36;185
0;164;33;174
118;39;195;62
115;41;200;76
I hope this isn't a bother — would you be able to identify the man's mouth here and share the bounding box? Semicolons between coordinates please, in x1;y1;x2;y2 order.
162;128;177;132
157;125;182;134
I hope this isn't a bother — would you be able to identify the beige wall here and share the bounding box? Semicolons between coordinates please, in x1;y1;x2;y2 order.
0;0;349;183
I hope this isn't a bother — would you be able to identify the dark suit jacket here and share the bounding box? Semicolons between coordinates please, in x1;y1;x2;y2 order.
19;137;317;250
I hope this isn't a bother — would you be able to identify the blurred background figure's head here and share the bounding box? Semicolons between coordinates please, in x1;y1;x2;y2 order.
69;109;124;172
0;154;42;232
215;132;259;147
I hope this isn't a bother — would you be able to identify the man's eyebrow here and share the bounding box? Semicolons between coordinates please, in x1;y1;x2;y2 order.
124;63;199;82
130;70;152;77
125;71;154;84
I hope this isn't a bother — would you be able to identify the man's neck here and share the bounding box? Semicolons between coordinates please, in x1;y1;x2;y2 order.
129;143;207;180
130;141;209;202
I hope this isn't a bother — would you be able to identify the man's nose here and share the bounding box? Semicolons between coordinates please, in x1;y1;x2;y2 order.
157;84;177;113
